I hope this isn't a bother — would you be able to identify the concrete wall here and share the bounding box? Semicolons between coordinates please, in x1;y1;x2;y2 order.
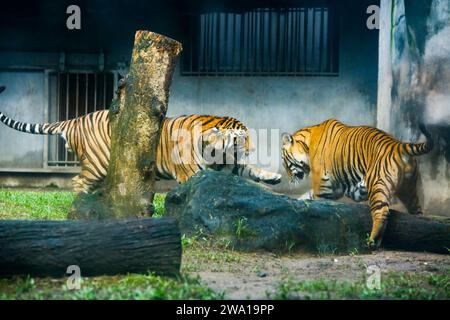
168;1;379;193
0;1;380;196
0;171;177;192
412;0;450;216
376;0;450;216
0;71;45;169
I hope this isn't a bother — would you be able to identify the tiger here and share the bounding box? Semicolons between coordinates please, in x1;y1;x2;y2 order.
0;85;281;193
281;119;433;248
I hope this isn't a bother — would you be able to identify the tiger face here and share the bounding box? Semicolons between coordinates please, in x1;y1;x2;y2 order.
227;127;254;159
281;131;311;184
203;126;252;165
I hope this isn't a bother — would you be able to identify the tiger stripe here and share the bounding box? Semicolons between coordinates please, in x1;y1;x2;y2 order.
0;86;281;193
282;119;433;248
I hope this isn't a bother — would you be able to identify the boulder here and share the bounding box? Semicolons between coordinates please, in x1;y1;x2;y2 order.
165;171;450;254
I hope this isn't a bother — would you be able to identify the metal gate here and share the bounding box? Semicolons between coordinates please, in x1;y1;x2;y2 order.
46;71;117;168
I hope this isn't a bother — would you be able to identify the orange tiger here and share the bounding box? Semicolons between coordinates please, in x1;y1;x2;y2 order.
281;119;433;248
0;85;281;193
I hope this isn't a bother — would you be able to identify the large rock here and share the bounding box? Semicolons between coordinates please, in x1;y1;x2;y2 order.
165;171;450;253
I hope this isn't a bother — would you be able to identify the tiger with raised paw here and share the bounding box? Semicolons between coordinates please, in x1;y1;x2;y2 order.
0;85;281;194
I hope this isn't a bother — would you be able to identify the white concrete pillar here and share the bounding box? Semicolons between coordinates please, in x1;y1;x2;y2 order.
376;0;393;132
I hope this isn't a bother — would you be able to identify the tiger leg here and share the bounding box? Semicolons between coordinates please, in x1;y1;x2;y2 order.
72;159;104;193
232;164;281;185
72;174;91;193
72;175;87;193
368;180;392;249
300;171;341;200
298;172;323;200
396;169;424;215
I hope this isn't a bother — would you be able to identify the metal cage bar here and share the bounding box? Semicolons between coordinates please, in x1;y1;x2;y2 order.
46;71;116;168
181;7;339;77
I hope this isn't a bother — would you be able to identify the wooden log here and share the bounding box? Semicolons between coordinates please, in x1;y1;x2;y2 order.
383;214;450;252
0;218;181;277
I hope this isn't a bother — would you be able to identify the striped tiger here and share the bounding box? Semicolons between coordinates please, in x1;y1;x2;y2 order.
281;119;433;248
0;86;280;193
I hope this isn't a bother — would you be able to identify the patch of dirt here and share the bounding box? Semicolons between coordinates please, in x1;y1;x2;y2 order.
185;250;449;299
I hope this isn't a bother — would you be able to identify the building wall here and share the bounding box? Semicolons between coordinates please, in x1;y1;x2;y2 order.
168;2;379;192
376;0;450;216
0;71;45;169
0;1;380;197
407;0;450;216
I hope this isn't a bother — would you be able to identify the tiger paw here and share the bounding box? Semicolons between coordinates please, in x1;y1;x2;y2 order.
367;238;382;250
263;173;282;185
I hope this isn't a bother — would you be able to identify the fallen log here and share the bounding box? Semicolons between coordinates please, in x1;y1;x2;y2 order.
0;217;181;277
165;171;450;254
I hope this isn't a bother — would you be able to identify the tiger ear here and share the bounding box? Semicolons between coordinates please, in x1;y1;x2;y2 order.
282;133;293;146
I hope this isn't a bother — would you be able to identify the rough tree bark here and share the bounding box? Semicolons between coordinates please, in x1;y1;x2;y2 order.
0;218;181;277
106;31;182;217
70;31;182;219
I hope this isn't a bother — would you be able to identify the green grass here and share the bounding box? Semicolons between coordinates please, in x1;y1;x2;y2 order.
0;189;225;299
181;235;242;272
0;189;167;220
153;193;166;217
0;189;76;220
235;217;248;239
0;273;223;300
269;271;450;300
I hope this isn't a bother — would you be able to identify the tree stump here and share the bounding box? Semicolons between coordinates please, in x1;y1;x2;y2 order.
0;218;181;277
70;31;182;219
